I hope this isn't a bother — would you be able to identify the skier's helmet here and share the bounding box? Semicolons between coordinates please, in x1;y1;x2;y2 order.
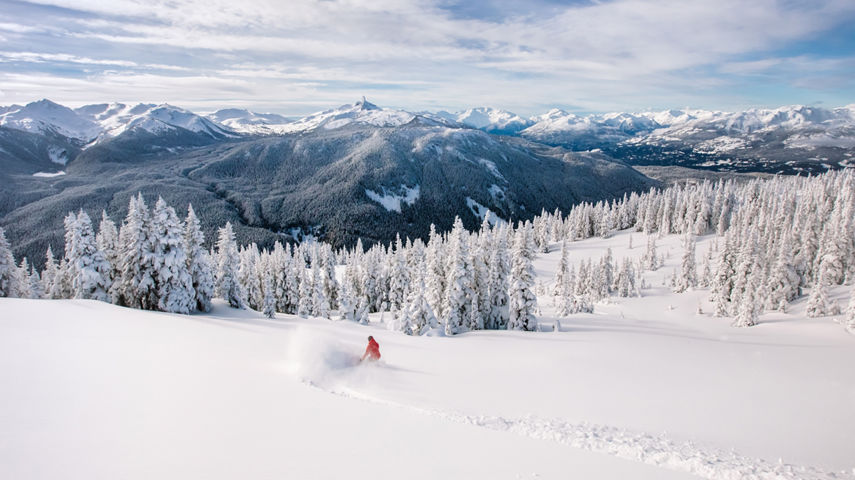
368;336;374;341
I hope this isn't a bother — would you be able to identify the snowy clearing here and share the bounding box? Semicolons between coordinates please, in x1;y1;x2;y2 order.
1;230;854;479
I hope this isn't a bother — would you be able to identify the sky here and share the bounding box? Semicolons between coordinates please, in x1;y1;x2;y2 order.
0;0;854;116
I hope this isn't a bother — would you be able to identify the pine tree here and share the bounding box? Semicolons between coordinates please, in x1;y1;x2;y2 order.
65;210;112;302
183;205;214;312
642;235;658;270
0;227;17;297
767;229;800;311
148;199;195;313
337;269;358;321
508;227;538;331
297;260;313;317
425;225;446;318
806;254;835;318
398;260;437;335
116;194;155;308
486;228;510;329
387;235;409;315
27;262;43;299
311;249;330;319
552;240;570;298
215;222;243;308
259;254;276;319
15;258;32;298
442;217;473;335
673;234;697;293
96;210;120;286
41;246;59;298
732;270;759;327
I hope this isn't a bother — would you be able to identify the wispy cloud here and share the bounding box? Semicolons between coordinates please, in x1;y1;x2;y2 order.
1;0;853;115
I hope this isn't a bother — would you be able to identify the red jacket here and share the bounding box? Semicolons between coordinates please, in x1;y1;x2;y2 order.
362;338;381;361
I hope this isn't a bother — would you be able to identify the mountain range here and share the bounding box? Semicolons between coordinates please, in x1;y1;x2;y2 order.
0;98;656;266
1;97;853;265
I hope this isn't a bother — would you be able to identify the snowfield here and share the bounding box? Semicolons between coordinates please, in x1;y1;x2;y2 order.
2;230;854;479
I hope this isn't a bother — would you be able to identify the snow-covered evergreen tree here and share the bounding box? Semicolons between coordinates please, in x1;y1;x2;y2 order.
442;217;473;335
673;234;697;293
398;260;437;335
425;225;446;318
0;227;17;298
115;194;155;308
215;222;243;308
96;210;120;285
508;227;538;331
65;210;112;302
148;198;195;314
806;254;836;318
259;254;276;319
311;249;330;319
183;205;214;312
486;228;510;329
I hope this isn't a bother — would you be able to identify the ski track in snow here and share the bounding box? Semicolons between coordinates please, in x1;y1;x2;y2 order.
303;380;853;480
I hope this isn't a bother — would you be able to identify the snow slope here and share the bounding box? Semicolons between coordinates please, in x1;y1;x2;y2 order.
438;107;533;134
205;108;295;135
0;99;101;141
277;98;419;133
75;103;235;140
2;229;854;479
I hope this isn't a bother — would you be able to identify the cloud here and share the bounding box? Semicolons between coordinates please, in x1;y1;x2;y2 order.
2;0;854;114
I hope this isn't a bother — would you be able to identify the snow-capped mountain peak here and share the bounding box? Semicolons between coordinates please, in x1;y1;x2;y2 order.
277;98;417;133
0;99;102;142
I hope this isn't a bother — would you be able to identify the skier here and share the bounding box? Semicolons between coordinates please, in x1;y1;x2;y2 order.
360;335;381;362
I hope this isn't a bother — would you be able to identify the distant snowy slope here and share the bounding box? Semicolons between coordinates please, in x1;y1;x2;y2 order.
438;107;533;134
278;98;421;133
75;103;236;140
0;99;101;142
206;109;295;135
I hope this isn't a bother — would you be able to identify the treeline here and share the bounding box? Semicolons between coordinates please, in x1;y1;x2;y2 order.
1;170;854;334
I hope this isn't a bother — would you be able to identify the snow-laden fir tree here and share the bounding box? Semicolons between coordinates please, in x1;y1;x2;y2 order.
642;235;658;271
711;233;737;317
0;227;17;297
425;225;446;318
65;210;112;302
183;205;214;312
398;260;437;335
387;235;409;315
271;243;290;313
485;227;510;329
673;234;697;293
508;226;538;331
215;222;243;308
115;194;155;308
96;210;120;285
732;269;759;327
472;215;493;323
239;245;261;310
337;265;358;321
27;261;43;299
442;217;473;335
259;254;276;319
15;258;32;298
311;248;330;319
149;198;195;314
806;254;836;318
297;258;313;318
41;246;59;298
284;246;302;314
767;229;800;312
552;240;570;299
321;245;338;311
